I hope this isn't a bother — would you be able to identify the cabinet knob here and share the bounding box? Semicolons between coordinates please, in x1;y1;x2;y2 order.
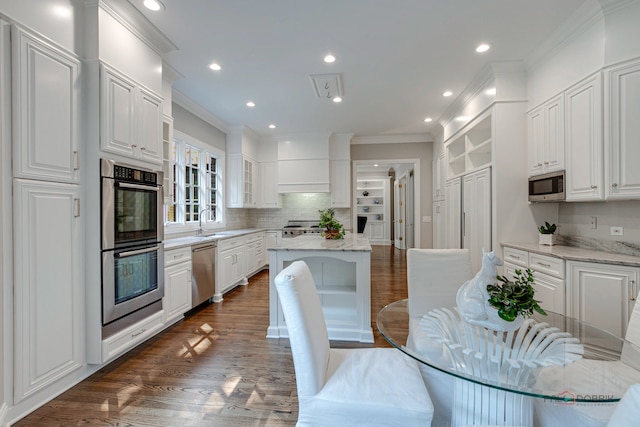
612;183;618;188
543;161;550;165
536;163;543;167
591;185;598;189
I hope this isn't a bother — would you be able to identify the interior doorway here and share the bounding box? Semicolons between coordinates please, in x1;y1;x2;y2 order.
353;159;420;248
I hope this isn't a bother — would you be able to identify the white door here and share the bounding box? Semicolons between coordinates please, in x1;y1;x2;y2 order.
444;177;462;249
463;167;492;273
406;172;415;249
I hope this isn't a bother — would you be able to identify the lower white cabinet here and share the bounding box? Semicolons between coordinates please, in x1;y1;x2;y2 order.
216;236;247;301
13;179;83;403
463;167;492;273
503;247;565;315
364;222;384;241
567;261;639;337
265;230;281;248
246;233;265;276
163;247;192;325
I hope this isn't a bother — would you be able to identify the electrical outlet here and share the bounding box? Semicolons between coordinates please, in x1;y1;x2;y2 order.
422;216;432;223
590;216;597;229
611;226;624;236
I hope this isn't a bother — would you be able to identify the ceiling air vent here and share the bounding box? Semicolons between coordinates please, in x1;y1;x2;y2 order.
309;73;343;101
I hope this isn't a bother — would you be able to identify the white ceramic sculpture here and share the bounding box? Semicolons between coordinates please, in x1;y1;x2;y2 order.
456;248;524;332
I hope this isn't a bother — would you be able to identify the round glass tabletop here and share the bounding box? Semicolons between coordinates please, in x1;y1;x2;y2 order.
377;299;640;403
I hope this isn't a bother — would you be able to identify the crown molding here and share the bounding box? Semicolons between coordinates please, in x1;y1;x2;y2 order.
172;89;229;133
162;60;183;84
351;134;432;145
599;0;639;15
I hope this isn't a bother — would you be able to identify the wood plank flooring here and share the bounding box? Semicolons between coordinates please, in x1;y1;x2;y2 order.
15;245;408;426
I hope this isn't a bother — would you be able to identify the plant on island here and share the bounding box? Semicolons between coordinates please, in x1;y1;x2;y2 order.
487;268;547;322
318;208;345;240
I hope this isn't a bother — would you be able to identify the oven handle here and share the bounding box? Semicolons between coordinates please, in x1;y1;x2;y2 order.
116;182;161;192
116;245;160;258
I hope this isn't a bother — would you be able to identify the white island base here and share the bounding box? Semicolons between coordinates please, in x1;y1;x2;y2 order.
267;234;374;343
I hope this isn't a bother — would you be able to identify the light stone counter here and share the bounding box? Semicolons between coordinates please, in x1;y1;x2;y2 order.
268;233;374;343
268;232;372;252
164;228;270;250
502;242;640;268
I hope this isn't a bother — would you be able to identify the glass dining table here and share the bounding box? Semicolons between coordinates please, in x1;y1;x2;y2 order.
377;299;640;427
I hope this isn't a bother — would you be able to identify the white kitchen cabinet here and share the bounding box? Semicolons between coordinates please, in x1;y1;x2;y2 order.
527;94;564;176
100;63;163;165
567;261;639;338
265;230;282;248
604;59;640;199
565;73;604;201
444;177;462;249
330;160;351;208
226;154;257;208
463;167;492;273
162;118;174;205
260;161;280;208
433;153;446;201
163;247;192;325
356;179;390;244
215;236;247;301
245;232;266;276
13;179;83;403
503;247;565;315
12;26;81;183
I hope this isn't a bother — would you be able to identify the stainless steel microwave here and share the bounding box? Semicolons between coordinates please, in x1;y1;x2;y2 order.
528;170;565;202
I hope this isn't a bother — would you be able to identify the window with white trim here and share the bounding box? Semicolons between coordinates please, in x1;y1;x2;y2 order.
165;130;224;230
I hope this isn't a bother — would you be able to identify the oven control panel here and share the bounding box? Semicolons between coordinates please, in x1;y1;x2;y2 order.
114;165;158;184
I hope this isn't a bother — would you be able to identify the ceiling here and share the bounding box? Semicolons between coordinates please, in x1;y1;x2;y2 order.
129;0;587;138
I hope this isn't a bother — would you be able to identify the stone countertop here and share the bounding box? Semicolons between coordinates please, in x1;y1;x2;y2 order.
164;228;272;250
269;233;372;252
502;242;640;268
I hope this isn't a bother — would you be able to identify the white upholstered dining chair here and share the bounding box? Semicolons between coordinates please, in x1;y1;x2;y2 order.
406;248;474;426
274;260;434;426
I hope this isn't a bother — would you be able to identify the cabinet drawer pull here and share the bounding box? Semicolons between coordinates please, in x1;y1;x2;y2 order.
543;161;549;165
73;151;80;170
537;262;551;268
131;328;147;338
536;163;543;167
508;254;521;260
590;185;598;189
74;198;80;217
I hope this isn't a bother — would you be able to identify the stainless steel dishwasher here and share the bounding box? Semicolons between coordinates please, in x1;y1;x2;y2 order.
191;241;217;308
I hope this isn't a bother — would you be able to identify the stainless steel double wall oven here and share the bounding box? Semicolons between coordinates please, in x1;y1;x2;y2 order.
101;159;164;334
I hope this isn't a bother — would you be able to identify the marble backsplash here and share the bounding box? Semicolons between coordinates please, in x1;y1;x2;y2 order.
557;235;640;258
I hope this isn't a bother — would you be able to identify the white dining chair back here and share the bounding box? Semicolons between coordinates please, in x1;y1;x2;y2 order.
407;248;474;318
607;383;640;426
274;260;434;426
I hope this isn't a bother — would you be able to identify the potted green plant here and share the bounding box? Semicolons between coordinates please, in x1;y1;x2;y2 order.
318;208;345;240
538;221;557;246
487;268;546;327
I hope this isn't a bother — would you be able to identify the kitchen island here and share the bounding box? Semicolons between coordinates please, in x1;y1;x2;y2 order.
267;233;374;343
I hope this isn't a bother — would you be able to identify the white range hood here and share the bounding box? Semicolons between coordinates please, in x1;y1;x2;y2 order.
278;133;331;193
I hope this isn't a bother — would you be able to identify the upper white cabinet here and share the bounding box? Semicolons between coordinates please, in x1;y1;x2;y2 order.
260;161;280;208
565;73;603;201
527;94;564;176
12;26;81;183
604;59;640;199
227;154;258;208
445;115;492;178
330;160;351;208
13;179;83;403
100;63;163;165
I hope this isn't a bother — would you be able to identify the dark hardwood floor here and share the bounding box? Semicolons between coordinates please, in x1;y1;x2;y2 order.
15;245;408;426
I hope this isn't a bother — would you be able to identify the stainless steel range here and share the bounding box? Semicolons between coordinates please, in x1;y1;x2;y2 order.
282;220;322;238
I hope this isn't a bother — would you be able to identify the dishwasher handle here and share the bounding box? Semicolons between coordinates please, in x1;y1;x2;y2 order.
192;244;216;253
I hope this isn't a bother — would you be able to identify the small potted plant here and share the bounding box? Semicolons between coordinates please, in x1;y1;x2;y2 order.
486;268;546;330
538;221;557;246
318;208;345;240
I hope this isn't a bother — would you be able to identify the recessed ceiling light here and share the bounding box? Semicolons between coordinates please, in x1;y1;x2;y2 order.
373;164;379;167
332;96;342;103
143;0;164;11
246;101;255;107
476;43;491;53
208;63;221;71
443;91;453;97
324;54;336;63
424;117;433;123
268;124;276;129
485;87;496;96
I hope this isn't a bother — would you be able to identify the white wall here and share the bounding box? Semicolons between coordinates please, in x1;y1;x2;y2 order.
172;103;226;152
